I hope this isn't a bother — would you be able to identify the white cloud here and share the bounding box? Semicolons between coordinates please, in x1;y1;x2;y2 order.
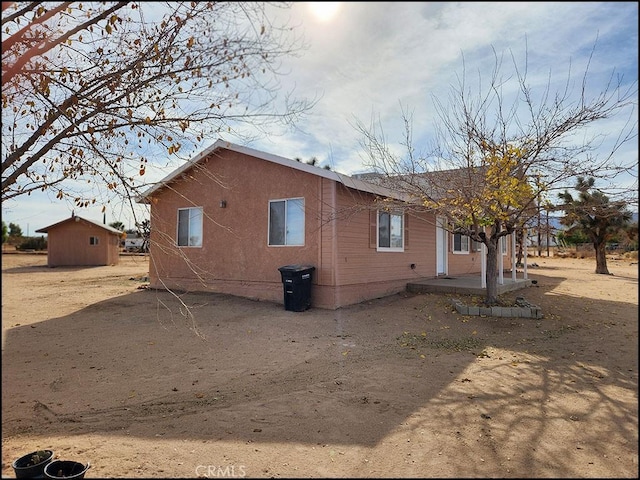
5;2;638;227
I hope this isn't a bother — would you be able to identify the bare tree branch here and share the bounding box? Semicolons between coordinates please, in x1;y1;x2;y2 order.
354;43;637;304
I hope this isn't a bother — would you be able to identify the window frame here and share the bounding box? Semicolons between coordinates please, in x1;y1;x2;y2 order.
377;210;404;252
452;233;470;254
500;235;509;255
176;206;203;248
268;197;305;247
89;236;99;246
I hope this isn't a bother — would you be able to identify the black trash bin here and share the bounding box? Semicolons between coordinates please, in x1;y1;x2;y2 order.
278;264;315;312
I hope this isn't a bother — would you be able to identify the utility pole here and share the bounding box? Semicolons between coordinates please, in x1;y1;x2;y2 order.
546;209;550;257
537;200;542;258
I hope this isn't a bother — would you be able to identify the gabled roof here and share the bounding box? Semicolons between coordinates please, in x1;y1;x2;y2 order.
136;139;410;204
354;166;491;202
35;215;123;235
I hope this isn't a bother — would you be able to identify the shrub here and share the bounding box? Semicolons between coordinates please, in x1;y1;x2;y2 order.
17;236;47;251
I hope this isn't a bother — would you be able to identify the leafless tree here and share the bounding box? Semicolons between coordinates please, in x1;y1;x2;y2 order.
2;2;314;223
354;45;637;304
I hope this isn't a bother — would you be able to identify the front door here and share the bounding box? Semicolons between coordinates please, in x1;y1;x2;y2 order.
436;216;447;275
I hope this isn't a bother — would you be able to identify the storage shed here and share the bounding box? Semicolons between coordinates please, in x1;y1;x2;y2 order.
35;214;122;267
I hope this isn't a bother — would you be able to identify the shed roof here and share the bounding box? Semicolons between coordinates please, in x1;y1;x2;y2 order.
35;215;123;235
136;139;409;204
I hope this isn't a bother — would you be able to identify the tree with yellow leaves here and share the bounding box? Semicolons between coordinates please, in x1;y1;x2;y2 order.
355;46;637;305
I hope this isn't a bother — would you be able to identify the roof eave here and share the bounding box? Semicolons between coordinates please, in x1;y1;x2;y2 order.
135;139;411;204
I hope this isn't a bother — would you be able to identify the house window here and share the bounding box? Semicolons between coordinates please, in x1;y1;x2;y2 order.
177;207;203;247
268;198;304;246
89;236;99;246
378;210;403;251
500;235;508;255
453;233;469;253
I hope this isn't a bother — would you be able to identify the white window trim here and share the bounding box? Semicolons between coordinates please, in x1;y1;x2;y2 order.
500;235;509;255
268;197;305;247
176;206;203;248
377;210;404;252
452;233;469;254
89;236;99;246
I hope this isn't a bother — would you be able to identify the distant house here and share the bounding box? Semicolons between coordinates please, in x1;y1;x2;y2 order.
137;140;515;309
35;214;122;267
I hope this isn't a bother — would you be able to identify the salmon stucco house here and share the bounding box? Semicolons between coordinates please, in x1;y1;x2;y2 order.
138;140;514;309
36;214;122;267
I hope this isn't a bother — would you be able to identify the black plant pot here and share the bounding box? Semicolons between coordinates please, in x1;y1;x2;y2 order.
44;460;90;480
12;450;54;479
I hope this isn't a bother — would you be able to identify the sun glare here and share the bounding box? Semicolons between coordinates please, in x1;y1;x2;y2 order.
308;2;341;23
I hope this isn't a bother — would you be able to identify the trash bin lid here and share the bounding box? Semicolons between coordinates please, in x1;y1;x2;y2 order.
278;264;315;273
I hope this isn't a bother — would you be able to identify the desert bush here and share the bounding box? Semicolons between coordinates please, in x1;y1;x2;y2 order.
16;236;47;251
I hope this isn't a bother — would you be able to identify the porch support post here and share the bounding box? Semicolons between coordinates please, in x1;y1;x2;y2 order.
523;228;528;280
499;238;504;285
512;232;517;281
481;242;486;288
480;243;487;288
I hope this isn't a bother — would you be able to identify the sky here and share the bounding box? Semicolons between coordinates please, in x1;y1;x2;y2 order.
2;1;638;234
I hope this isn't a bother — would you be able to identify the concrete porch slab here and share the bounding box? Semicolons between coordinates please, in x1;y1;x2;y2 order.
407;275;533;295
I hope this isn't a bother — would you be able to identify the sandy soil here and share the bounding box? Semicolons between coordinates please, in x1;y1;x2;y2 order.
1;252;638;478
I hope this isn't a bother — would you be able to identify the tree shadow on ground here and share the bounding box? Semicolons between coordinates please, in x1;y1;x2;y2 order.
2;268;637;477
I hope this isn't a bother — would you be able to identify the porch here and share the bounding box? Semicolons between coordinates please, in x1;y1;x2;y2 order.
413;233;535;295
406;274;533;295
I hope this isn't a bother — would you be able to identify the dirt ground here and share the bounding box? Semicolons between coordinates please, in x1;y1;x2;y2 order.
1;252;638;478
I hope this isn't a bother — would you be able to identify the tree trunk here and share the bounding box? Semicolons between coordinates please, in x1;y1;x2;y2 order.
516;229;524;267
485;240;499;305
594;241;610;274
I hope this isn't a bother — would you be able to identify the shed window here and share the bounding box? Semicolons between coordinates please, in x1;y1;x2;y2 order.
89;236;99;245
268;198;304;246
177;207;203;247
378;210;403;251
